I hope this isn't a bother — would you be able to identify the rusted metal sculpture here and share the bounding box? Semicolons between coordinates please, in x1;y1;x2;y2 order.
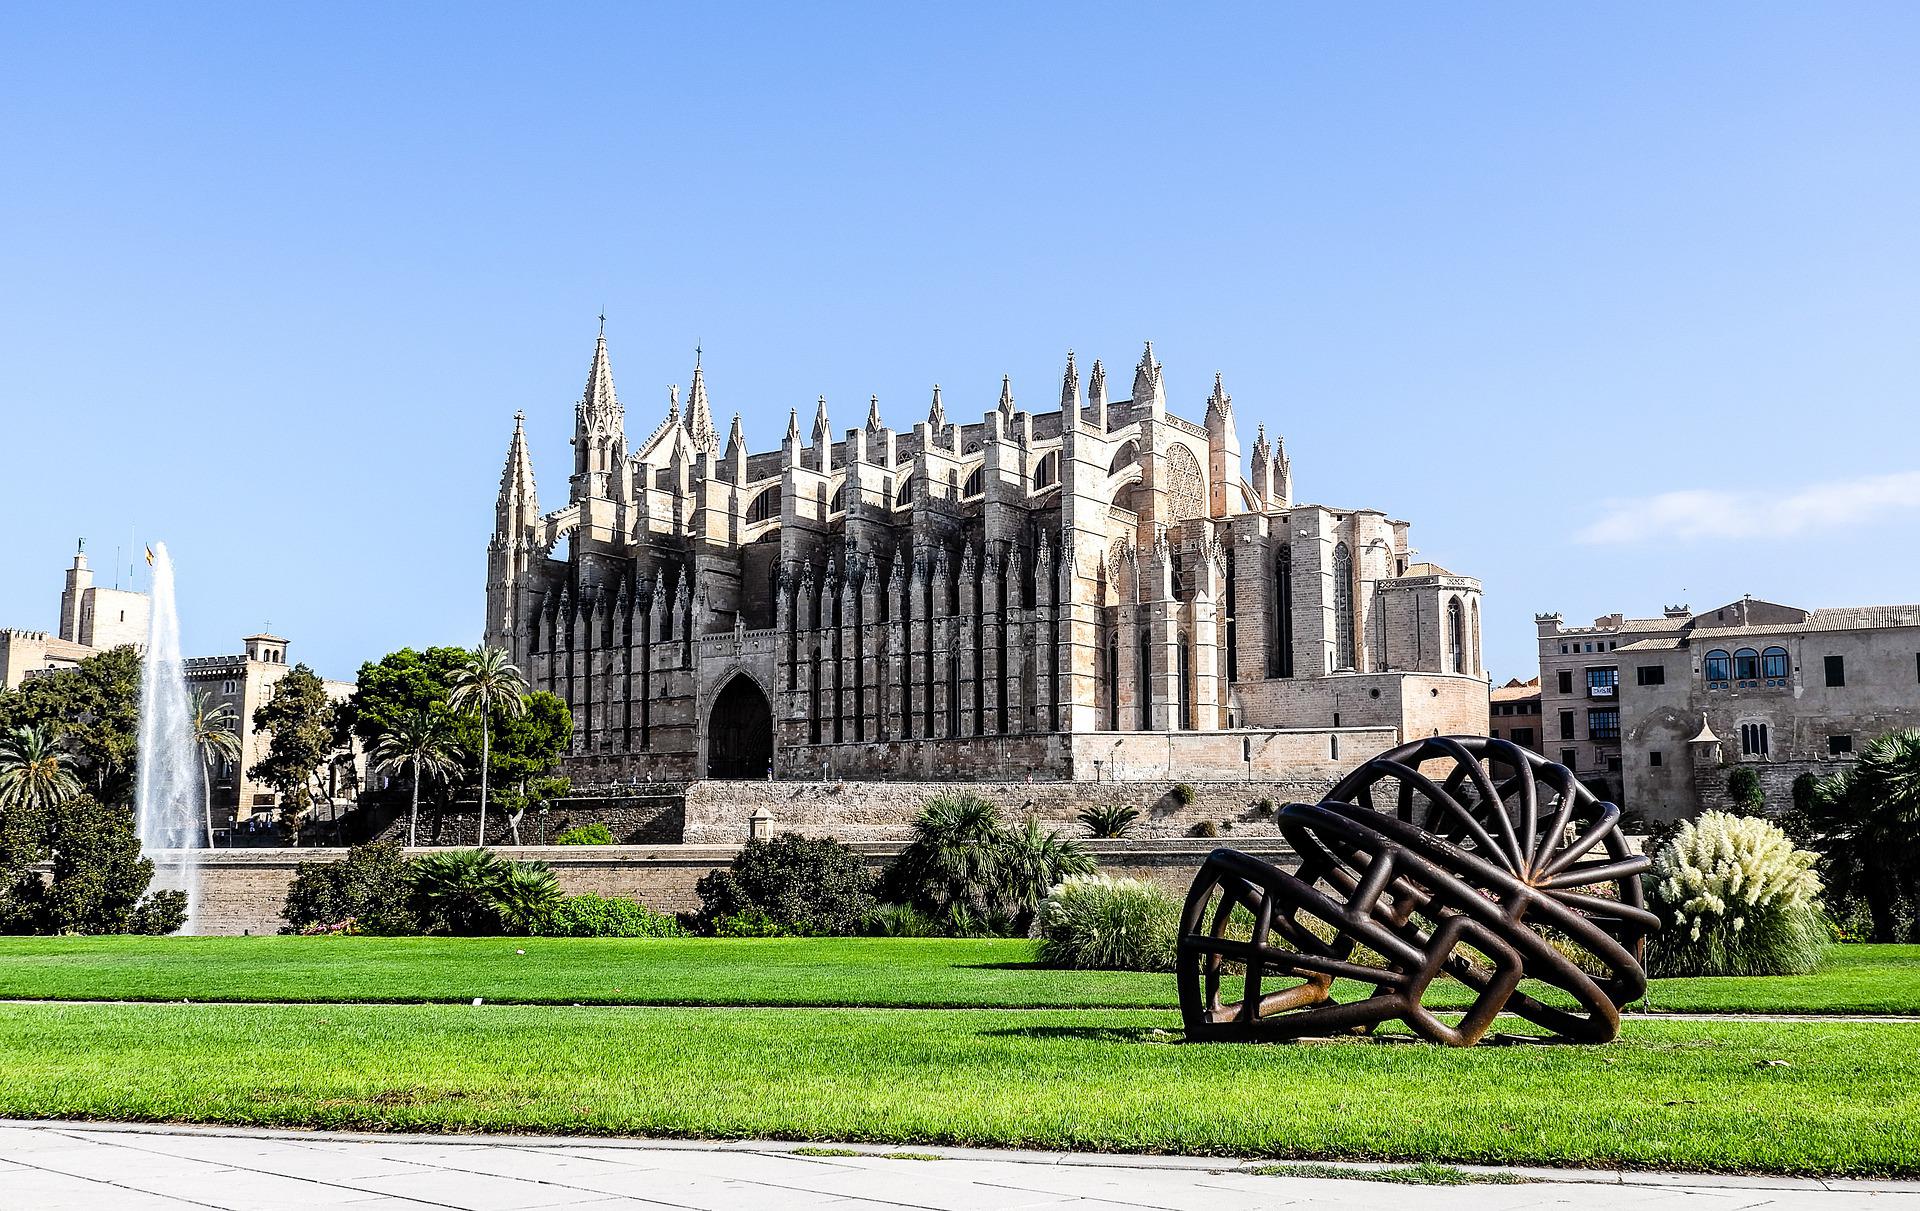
1177;736;1657;1046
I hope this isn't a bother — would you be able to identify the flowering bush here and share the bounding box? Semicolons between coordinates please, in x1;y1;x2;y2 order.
1646;811;1827;977
1037;875;1179;971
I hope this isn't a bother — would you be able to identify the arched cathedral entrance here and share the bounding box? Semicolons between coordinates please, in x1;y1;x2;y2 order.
707;675;774;779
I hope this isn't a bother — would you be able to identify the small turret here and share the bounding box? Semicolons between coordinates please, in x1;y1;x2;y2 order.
1087;358;1107;430
866;393;884;433
997;374;1015;419
1204;371;1240;518
1059;351;1080;429
684;346;717;454
1250;424;1272;506
1132;341;1164;419
570;325;626;502
811;395;833;474
496;410;540;534
927;383;946;432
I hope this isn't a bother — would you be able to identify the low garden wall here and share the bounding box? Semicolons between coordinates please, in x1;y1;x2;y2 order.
155;838;1293;937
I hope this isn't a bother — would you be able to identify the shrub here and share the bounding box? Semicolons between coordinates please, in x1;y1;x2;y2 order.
555;822;615;846
408;848;511;935
492;861;562;934
534;894;684;938
862;902;941;937
1190;820;1219;839
713;908;789;937
1790;772;1819;817
1726;767;1766;814
1077;802;1139;838
1170;783;1196;807
0;794;183;935
694;832;874;935
282;840;418;935
1037;875;1179;971
1646;811;1828;976
882;794;1092;934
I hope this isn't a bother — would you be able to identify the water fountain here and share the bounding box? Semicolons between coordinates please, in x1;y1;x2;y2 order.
134;541;206;930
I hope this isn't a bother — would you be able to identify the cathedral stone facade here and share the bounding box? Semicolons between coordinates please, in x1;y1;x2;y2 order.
484;330;1487;784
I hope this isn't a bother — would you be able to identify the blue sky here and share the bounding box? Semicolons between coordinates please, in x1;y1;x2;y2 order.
3;3;1916;684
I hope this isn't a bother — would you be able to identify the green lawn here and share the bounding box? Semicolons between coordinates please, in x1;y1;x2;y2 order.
0;1002;1913;1175
1;936;1915;1015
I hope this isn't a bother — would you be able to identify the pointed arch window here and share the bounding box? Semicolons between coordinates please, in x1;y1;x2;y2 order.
746;485;781;525
1032;451;1059;490
963;466;984;498
1332;542;1355;671
1273;544;1294;678
1448;598;1465;674
1108;441;1139;475
895;476;912;507
830;482;847;513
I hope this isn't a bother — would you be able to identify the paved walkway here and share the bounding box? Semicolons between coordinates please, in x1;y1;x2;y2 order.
2;1122;1915;1210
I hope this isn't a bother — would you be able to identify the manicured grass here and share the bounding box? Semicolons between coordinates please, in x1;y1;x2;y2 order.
1633;945;1920;1016
1;936;1915;1015
0;936;1170;1007
1248;1162;1532;1185
0;1002;1913;1175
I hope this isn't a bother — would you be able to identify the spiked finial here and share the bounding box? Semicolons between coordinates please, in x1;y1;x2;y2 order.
785;406;802;445
812;394;831;446
998;374;1015;417
866;393;883;432
685;349;717;453
928;384;946;430
1088;358;1107;407
1060;350;1079;409
725;411;745;456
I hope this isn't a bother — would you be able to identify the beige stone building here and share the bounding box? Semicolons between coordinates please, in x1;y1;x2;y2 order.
1534;606;1694;803
182;635;357;834
1488;677;1542;753
1536;597;1920;822
484;329;1488;784
0;543;150;689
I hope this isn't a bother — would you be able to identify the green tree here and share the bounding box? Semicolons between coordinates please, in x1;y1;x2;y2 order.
0;724;83;815
452;691;570;843
336;646;474;750
694;833;875;935
1;793;184;935
189;693;241;848
882;792;1013;931
249;665;340;846
1727;766;1766;814
447;647;528;847
999;814;1095;933
0;646;142;803
1796;730;1920;942
371;708;461;848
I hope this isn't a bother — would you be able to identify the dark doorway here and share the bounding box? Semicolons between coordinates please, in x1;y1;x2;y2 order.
708;675;774;779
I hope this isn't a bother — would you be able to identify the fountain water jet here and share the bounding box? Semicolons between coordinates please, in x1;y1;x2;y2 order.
135;542;206;930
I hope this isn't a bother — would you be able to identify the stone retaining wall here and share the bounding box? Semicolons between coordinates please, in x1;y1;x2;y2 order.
681;778;1335;844
153;839;1292;937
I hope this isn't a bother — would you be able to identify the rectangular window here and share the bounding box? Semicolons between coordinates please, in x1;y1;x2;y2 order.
1559;710;1575;740
1650;750;1663;767
1607;756;1622;772
1825;655;1845;687
1560;749;1578;770
1636;665;1665;687
1587;667;1618;698
1588;707;1620;742
1512;727;1534;748
1828;734;1853;756
1558;671;1573;694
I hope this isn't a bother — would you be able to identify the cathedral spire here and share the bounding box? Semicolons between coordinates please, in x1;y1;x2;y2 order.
684;348;717;453
811;394;831;446
571;324;626;503
496;410;538;532
1132;341;1163;414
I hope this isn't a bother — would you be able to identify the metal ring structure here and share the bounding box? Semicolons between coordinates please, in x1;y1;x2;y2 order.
1176;735;1658;1046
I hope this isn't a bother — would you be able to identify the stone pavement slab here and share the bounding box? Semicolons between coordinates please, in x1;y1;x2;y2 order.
2;1121;1916;1210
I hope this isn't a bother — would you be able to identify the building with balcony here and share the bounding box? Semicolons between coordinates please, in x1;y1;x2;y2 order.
1537;597;1920;822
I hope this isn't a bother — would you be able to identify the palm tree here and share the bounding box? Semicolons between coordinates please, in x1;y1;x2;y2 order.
371;708;461;848
189;692;241;848
1798;729;1920;942
1000;814;1095;932
447;646;528;847
0;724;82;814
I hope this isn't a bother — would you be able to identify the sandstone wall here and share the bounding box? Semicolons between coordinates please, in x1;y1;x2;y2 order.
156;839;1294;937
681;777;1334;844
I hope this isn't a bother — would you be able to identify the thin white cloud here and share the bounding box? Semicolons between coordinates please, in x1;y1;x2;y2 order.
1577;470;1920;544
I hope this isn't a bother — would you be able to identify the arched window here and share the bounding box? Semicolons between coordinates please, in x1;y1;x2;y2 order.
963;466;984;498
1107;441;1138;475
1273;545;1294;678
830;481;846;513
1470;600;1481;676
895;476;911;507
1448;598;1465;673
1733;647;1760;681
1111;482;1137;513
1032;451;1059;490
1105;636;1120;730
1704;649;1732;682
746;485;781;525
1177;631;1193;729
1332;542;1355;671
1761;646;1789;682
